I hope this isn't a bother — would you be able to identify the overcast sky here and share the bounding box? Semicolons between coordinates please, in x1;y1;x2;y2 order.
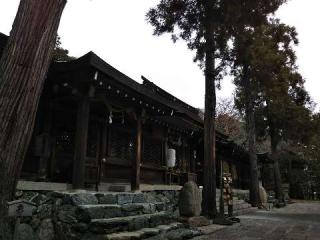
0;0;319;110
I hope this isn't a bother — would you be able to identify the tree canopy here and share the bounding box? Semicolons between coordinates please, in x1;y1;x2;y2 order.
231;17;314;199
147;0;288;213
52;36;75;62
147;0;288;78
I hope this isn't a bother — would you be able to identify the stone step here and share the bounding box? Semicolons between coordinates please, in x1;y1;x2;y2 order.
233;207;258;216
221;205;252;213
95;192;147;205
216;199;253;216
145;227;202;240
217;198;249;202
80;222;201;240
77;202;166;220
104;222;183;240
95;192;173;205
50;191;145;206
233;204;252;210
57;191;173;206
89;211;173;234
216;201;251;208
218;203;250;208
216;199;249;204
221;207;257;216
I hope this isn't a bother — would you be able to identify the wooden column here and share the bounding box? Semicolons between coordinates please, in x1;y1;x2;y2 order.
288;158;292;197
162;128;169;184
38;100;53;180
99;124;108;181
72;97;90;189
132;115;142;191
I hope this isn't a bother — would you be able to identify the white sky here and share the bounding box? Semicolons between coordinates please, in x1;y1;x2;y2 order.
0;0;319;110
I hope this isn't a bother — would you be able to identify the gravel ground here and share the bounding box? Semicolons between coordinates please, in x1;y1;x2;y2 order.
193;201;320;240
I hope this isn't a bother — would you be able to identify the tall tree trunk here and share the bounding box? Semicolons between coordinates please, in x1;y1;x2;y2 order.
202;0;217;218
270;130;283;200
266;100;283;201
0;0;66;238
243;66;260;207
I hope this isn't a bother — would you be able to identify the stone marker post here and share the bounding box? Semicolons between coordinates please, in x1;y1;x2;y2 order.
8;200;36;240
179;181;210;227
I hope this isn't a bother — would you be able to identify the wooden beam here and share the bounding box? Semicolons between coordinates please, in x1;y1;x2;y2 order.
72;97;90;189
132;115;142;191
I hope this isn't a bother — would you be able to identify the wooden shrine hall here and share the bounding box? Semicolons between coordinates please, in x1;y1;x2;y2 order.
0;33;250;191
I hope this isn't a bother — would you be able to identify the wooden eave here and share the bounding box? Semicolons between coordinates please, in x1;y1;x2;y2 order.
49;52;203;124
47;51;250;159
88;52;203;122
154;116;202;133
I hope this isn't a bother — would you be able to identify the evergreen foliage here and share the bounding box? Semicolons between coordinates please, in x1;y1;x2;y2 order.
52;36;75;62
147;0;288;213
232;18;314;200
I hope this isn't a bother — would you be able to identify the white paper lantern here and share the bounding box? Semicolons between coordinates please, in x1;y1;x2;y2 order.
166;149;176;168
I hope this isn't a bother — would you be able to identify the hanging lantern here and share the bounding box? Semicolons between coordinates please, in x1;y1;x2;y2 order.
121;113;125;124
94;71;99;80
166;149;176;168
108;111;113;124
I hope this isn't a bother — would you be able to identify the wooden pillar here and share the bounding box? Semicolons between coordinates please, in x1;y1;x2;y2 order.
163;129;169;184
72;97;90;189
163;128;169;166
38;100;53;180
99;124;108;181
132;115;142;191
288;158;292;197
190;144;196;174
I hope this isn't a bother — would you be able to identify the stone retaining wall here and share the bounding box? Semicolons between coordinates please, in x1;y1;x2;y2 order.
12;190;180;240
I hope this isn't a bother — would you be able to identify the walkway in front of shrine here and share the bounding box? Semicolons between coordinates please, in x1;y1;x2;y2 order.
194;201;320;240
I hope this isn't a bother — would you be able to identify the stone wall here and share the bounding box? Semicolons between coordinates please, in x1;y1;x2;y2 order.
12;190;180;240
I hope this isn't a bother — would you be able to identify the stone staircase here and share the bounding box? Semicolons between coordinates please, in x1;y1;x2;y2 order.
216;191;257;216
231;198;258;216
17;188;256;240
55;191;201;240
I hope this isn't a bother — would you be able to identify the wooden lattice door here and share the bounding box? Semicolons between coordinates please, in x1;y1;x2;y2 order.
85;120;107;188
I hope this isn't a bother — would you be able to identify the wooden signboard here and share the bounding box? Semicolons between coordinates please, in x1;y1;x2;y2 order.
8;200;36;217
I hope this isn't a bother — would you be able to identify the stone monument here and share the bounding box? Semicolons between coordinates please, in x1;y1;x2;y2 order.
179;181;202;217
179;181;209;227
259;182;268;205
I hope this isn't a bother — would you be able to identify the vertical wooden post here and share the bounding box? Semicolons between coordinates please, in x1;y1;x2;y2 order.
132;115;142;191
288;158;292;198
38;100;52;180
163;129;169;184
99;124;108;179
72;97;90;189
181;141;186;172
190;144;196;174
